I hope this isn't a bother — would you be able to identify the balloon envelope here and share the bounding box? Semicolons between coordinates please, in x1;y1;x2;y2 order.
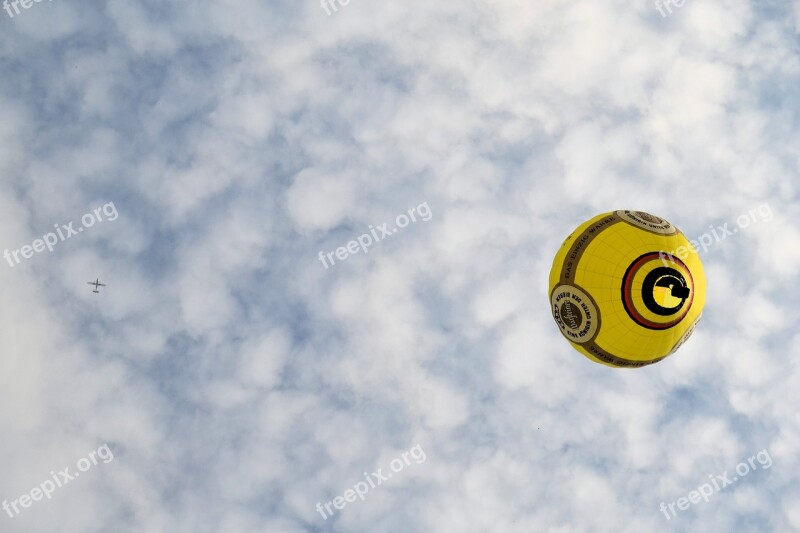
548;210;706;368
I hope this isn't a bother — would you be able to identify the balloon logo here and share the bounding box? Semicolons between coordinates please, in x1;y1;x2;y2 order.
548;211;706;368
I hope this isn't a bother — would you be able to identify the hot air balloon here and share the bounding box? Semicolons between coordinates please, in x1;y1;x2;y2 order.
548;210;705;368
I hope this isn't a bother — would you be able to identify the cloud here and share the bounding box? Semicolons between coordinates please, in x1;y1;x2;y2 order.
0;0;797;531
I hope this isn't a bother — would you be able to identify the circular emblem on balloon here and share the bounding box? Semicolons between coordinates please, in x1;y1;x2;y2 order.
621;252;695;330
616;210;677;235
550;285;600;344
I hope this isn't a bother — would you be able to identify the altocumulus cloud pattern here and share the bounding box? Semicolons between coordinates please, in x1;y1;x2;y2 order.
1;1;799;532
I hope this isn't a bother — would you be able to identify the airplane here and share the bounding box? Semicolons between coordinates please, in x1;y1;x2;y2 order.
87;278;106;294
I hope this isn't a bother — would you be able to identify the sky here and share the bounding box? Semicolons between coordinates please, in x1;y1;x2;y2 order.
1;0;799;532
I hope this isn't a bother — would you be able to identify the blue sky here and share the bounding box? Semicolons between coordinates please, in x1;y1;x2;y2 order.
1;1;799;532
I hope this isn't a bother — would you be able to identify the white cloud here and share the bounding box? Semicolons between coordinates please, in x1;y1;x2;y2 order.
0;0;797;531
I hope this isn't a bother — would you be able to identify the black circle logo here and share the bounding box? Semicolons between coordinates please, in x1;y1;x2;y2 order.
621;252;695;330
641;267;689;316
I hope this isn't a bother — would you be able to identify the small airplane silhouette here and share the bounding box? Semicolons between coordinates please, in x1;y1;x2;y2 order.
87;278;106;294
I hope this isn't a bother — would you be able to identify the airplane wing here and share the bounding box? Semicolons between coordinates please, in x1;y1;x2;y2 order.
98;283;106;287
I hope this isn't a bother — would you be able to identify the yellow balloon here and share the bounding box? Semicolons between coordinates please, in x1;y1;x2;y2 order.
548;211;706;368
